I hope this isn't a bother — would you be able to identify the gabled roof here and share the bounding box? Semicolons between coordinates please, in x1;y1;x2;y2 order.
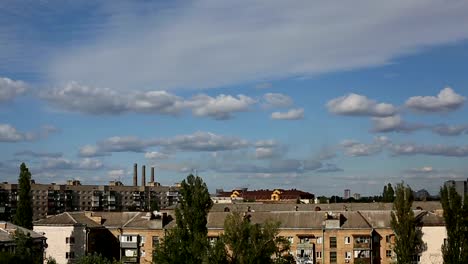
207;211;372;230
0;222;46;242
34;212;101;228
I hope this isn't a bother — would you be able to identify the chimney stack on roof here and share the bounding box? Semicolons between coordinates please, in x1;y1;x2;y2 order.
133;163;138;186
151;167;155;183
142;165;146;187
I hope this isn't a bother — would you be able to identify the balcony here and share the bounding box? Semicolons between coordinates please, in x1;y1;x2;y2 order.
353;236;371;249
121;256;138;263
353;257;371;264
120;241;138;248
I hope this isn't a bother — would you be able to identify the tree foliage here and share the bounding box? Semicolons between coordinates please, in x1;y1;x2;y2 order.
0;230;43;264
219;212;292;264
391;183;424;264
440;185;468;264
153;174;213;264
75;253;120;264
13;163;33;229
382;183;395;202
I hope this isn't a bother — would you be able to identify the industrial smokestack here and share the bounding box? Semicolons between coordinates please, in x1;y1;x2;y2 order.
133;163;138;186
142;165;146;187
151;167;155;183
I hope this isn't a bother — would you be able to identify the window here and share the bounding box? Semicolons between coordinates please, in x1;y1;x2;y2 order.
344;236;351;244
316;236;323;244
386;250;392;257
152;236;160;247
330;251;337;263
345;251;352;259
299;237;310;244
66;252;75;259
66;237;75;244
140;235;145;246
386;235;392;243
287;236;294;244
330;237;337;248
412;255;421;262
316;251;322;259
126;236;133;242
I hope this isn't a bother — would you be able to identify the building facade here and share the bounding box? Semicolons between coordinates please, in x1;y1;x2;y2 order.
0;164;180;221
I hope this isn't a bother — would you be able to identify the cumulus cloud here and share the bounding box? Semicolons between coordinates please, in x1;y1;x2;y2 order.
79;131;252;157
431;124;468;136
107;169;126;179
144;151;170;160
371;115;425;133
405;87;465;113
327;93;397;117
41;157;104;170
41;82;257;119
263;93;293;108
14;150;63;158
254;140;284;159
389;143;468;157
187;94;256;120
159;131;250;152
0;124;26;142
271;108;304;120
0;77;27;103
341;136;390;157
46;1;468;90
41;82;183;115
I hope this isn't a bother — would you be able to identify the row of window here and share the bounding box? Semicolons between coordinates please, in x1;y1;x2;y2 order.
293;236;366;246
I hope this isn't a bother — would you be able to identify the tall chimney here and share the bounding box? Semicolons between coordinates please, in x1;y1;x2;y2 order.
142;165;146;187
151;167;155;183
133;163;138;186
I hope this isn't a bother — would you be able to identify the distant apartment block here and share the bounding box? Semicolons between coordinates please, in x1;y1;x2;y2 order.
344;189;351;199
216;188;315;203
0;164;180;221
445;178;468;201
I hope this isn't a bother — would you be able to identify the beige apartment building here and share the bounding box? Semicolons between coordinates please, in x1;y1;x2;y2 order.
32;203;445;264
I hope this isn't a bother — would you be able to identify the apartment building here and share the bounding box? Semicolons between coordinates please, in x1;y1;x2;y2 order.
32;204;445;264
0;164;181;221
34;211;169;264
0;221;47;262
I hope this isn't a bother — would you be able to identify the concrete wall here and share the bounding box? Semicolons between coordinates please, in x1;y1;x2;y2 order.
34;225;86;264
420;226;446;264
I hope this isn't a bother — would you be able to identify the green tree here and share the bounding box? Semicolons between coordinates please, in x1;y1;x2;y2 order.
13;163;33;229
440;185;468;264
221;212;292;264
391;183;424;264
383;183;395;202
153;174;213;264
75;253;120;264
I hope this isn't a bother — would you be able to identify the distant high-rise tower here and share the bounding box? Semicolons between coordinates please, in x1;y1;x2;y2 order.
344;189;351;199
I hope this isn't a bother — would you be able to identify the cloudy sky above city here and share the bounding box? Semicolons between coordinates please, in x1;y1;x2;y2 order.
1;0;468;196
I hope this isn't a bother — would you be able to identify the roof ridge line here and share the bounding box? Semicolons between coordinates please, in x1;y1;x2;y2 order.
356;210;372;228
65;212;78;224
123;212;141;227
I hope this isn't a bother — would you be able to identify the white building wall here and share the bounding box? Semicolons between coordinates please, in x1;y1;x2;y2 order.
33;225;87;264
420;226;446;264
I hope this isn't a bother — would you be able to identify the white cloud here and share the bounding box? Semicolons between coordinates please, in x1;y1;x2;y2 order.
79;145;103;157
327;93;397;117
41;157;104;170
0;124;25;142
107;169;126;179
0;77;27;103
341;136;390;157
263;93;293;108
47;1;468;90
431;124;468;136
159;131;250;152
144;151;170;160
405;87;465;113
389;143;468;157
271;108;304;120
371;115;425;133
187;94;256;120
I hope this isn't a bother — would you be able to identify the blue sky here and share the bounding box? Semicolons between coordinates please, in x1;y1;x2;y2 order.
1;0;468;196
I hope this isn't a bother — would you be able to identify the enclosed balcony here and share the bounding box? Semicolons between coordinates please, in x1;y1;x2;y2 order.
353;235;371;249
